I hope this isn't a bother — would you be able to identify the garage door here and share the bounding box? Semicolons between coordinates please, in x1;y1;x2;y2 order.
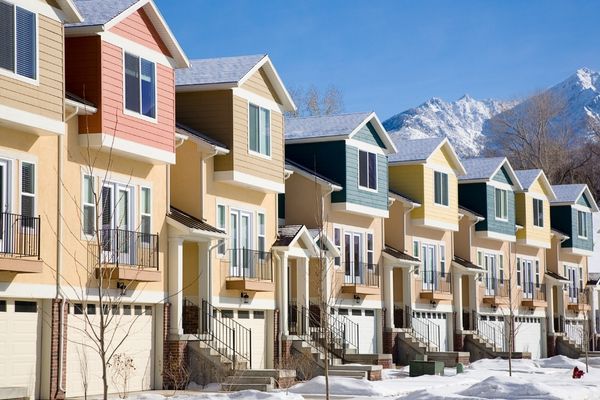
413;311;449;351
339;308;376;354
515;316;543;359
478;314;507;351
67;303;154;397
225;310;267;369
565;319;584;347
0;299;40;399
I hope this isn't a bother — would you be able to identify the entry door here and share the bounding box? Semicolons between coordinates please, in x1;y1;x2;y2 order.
522;260;534;298
101;184;133;263
485;255;497;295
230;210;252;277
421;244;437;290
0;160;8;252
344;233;363;283
566;266;577;302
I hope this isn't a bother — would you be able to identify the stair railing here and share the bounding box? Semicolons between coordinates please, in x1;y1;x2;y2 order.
410;315;440;352
565;321;585;349
311;302;360;354
476;314;505;352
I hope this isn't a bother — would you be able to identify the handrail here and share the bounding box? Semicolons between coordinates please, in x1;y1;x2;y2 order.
565;321;585;349
311;301;359;352
476;314;505;351
0;211;41;259
98;227;159;269
411;315;440;352
221;248;273;282
339;262;380;287
484;278;510;298
566;285;588;305
416;270;452;293
522;282;546;301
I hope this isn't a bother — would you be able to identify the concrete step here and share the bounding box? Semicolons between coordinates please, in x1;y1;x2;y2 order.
224;376;275;385
327;369;367;379
221;383;273;392
230;369;296;379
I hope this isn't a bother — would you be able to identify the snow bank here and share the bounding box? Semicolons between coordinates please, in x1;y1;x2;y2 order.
537;355;586;370
133;391;302;400
458;375;560;399
288;376;388;396
468;358;540;373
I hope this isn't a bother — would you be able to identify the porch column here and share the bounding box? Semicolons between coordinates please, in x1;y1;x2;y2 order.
453;272;463;332
198;241;210;302
281;251;289;336
546;283;555;335
591;289;599;338
383;264;394;329
557;284;566;322
469;275;479;315
402;268;412;308
321;258;331;306
297;257;310;330
168;237;184;336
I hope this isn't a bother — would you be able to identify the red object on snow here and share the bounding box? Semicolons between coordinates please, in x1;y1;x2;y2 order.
573;366;585;379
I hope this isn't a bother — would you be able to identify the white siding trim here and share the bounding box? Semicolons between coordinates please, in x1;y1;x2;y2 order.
213;170;285;194
0;103;65;135
101;31;177;68
79;133;176;165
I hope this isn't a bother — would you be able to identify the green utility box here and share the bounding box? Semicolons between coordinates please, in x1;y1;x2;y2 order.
409;360;445;377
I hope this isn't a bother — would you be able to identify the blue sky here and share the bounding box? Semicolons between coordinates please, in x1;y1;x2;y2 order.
156;1;600;120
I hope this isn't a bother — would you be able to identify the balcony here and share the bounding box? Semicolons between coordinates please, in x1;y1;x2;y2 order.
521;283;547;308
482;278;511;307
0;212;42;274
339;262;380;295
222;249;274;292
567;286;590;312
417;271;452;301
92;228;160;282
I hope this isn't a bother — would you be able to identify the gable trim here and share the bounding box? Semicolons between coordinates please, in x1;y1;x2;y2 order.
347;112;397;155
425;138;467;176
520;170;556;201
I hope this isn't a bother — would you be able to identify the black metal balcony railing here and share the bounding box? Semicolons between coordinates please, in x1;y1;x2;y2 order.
340;262;380;287
418;270;452;293
222;248;273;281
522;282;546;301
0;212;41;259
567;285;588;305
92;228;159;269
484;278;510;298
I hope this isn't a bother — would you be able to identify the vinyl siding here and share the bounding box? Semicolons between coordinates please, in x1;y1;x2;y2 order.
352;122;385;148
492;166;513;185
459;182;516;235
109;8;172;57
577;193;592;208
345;146;388;211
516;179;551;247
551;205;593;251
0;15;64;121
241;68;282;104
389;164;425;220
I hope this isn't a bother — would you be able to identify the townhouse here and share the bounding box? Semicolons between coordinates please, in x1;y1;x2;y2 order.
282;112;397;356
382;137;466;360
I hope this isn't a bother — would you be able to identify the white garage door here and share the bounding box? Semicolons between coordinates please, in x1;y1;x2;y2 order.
227;310;267;369
0;299;40;399
67;303;154;397
413;311;449;351
515;316;543;359
565;319;584;347
340;308;376;354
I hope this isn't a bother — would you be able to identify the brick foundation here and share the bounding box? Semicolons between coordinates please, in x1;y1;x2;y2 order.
382;330;398;364
368;369;382;381
50;299;68;400
547;335;557;357
454;332;465;351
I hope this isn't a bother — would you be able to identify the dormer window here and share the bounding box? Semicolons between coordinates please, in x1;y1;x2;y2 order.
434;171;448;206
495;188;508;220
249;104;270;156
577;210;588;238
359;150;377;191
124;52;156;119
533;198;544;227
0;1;36;80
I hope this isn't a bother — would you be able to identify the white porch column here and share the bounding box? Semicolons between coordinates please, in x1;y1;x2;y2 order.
297;257;310;330
557;284;566;322
546;283;555;335
198;242;210;303
281;252;289;336
453;272;463;332
469;275;479;315
168;237;184;336
383;264;394;329
591;289;599;338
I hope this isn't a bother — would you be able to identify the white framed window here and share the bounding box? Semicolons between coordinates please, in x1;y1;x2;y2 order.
578;210;588;238
217;204;226;256
334;227;342;267
366;232;374;268
516;257;522;286
124;52;156;119
477;250;483;281
533;198;544;227
579;266;583;291
82;174;95;236
535;260;540;288
434;171;449;206
358;150;377;191
257;212;266;254
0;1;36;81
20;161;35;227
498;254;504;283
495;188;508;220
140;187;151;243
413;240;420;274
249;103;270;156
439;244;446;276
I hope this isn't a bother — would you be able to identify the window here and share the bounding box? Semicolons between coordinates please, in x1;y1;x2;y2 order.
359;150;377;190
365;309;375;316
352;309;362;316
124;52;156;118
253;311;265;319
0;2;36;80
0;300;5;312
140;187;151;242
15;301;36;313
258;212;266;254
477;251;483;281
434;171;449;206
134;305;142;315
413;241;420;274
123;305;131;315
145;305;152;316
535;260;540;288
249;104;270;156
498;254;504;283
516;258;522;286
533;198;544;227
87;304;96;315
217;204;226;255
112;305;120;315
440;245;446;276
221;310;233;318
495;188;508;220
367;233;374;268
20;162;35;227
74;304;83;315
579;267;584;291
578;211;588;238
83;175;95;236
238;310;250;319
334;227;342;267
338;308;348;316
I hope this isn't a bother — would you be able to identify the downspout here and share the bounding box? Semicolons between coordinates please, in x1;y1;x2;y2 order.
272;250;282;363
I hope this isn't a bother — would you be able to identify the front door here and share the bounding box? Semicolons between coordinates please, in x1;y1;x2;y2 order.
485;254;497;296
522;260;534;298
230;210;252;278
422;244;437;290
0;160;8;252
566;266;577;302
344;233;363;284
101;183;133;263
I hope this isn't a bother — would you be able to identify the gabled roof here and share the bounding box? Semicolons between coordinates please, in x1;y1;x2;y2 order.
551;228;570;240
459;206;484;220
514;169;556;201
272;225;320;257
285;112;397;154
588;273;600;286
388;189;421;207
56;0;84;23
388;137;466;175
285;158;343;191
453;256;484;271
176;54;295;112
460;157;523;190
167;207;225;236
383;246;420;263
551;184;599;211
66;0;189;68
546;270;569;282
176;123;229;153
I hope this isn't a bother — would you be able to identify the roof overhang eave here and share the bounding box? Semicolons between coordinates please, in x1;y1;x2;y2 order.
167;217;227;240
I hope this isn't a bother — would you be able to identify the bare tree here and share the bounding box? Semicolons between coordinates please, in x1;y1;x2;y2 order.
286;85;345;118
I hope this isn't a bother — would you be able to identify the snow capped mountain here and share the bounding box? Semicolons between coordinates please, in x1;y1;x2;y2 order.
383;68;600;157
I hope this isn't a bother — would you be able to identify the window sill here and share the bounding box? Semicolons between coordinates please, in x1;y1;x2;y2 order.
434;202;450;208
0;67;39;86
358;185;378;193
123;108;158;124
495;217;509;222
248;149;272;160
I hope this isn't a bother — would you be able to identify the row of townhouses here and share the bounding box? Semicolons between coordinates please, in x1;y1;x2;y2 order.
1;0;599;398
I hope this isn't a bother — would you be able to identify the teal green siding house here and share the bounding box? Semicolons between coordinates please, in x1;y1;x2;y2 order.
458;157;523;241
550;184;598;255
284;112;397;218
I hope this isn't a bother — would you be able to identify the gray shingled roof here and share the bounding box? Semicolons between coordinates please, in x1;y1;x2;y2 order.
168;207;224;234
176;55;265;86
67;0;140;27
551;184;587;204
383;246;420;262
460;157;505;181
388;189;420;205
176;123;228;150
459;206;484;219
388;137;445;163
285;112;372;141
453;256;484;271
588;273;600;285
514;169;541;190
273;225;303;247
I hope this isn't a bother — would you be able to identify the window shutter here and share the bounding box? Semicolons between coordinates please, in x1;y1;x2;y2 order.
0;2;14;72
16;7;35;79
